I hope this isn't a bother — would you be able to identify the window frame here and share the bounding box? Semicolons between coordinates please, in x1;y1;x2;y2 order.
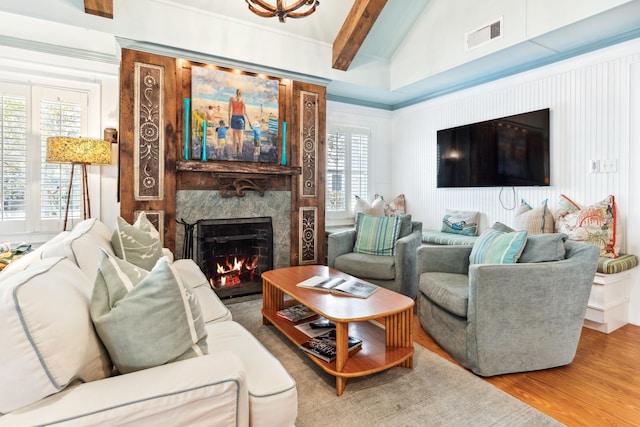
0;68;102;239
325;124;371;224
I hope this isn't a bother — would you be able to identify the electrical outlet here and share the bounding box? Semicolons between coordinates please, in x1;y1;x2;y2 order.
601;159;617;173
590;160;600;174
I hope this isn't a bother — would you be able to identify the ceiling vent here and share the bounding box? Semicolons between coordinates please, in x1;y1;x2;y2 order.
465;18;503;50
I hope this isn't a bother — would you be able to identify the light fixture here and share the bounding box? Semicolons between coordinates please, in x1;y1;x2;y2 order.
246;0;319;23
46;137;112;230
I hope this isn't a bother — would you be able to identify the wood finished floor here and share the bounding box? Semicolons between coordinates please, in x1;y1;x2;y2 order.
413;317;640;426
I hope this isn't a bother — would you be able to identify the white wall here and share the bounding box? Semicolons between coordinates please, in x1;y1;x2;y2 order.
387;38;640;324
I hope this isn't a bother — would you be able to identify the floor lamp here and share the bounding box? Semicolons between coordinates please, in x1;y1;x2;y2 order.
46;137;112;231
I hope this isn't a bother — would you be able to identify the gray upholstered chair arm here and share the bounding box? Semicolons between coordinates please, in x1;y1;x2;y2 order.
417;245;472;275
327;230;356;268
394;224;422;299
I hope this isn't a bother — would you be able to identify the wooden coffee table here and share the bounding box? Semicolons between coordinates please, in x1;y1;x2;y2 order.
261;265;414;396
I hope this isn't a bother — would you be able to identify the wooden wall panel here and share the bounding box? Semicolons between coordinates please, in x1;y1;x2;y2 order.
291;82;326;265
119;49;177;250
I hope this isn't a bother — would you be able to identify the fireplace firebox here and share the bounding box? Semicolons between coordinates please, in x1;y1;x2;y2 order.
196;217;273;298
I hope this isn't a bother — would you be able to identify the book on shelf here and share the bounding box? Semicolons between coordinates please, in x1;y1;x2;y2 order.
299;329;362;363
294;318;337;338
276;304;316;323
296;275;379;298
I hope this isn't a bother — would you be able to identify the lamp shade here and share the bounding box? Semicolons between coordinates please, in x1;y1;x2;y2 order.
46;137;112;165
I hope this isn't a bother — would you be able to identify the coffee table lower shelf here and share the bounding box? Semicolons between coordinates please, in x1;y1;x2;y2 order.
262;304;414;395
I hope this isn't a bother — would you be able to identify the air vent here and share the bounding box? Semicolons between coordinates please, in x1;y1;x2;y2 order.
465;18;503;50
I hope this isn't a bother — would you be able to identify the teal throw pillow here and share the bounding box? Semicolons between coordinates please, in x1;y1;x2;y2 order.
469;227;528;265
491;222;566;263
111;212;163;271
441;209;479;236
354;214;402;256
91;249;208;374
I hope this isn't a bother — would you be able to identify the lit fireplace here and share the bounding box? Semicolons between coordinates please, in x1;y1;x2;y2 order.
195;217;273;298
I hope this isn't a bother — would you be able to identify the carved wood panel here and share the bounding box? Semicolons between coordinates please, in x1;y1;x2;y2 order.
120;49;177;250
291;82;326;265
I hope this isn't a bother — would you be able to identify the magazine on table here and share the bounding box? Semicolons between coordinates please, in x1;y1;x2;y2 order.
294;317;337;338
276;303;316;323
296;275;379;298
299;329;363;363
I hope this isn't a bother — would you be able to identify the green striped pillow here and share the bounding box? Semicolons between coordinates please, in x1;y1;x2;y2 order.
470;228;528;265
354;214;402;256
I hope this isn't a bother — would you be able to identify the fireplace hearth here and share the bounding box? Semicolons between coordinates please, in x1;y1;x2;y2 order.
195;217;273;298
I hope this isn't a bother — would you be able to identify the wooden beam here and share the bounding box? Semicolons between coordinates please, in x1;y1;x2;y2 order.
84;0;113;19
332;0;387;71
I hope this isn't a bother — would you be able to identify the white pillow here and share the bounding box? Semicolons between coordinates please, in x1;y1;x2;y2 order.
0;257;112;413
40;218;114;283
354;195;385;216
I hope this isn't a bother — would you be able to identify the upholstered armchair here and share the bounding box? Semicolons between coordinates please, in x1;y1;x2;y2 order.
328;215;422;299
416;238;600;376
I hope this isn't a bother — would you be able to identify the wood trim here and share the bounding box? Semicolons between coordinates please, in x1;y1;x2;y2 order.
332;0;387;71
84;0;113;19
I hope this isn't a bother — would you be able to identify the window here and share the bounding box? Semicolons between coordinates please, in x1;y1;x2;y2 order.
326;126;369;221
1;81;89;234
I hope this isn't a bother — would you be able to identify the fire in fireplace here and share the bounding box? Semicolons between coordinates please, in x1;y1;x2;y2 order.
195;217;273;298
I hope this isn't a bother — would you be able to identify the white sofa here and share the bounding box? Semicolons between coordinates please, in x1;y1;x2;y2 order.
0;218;297;426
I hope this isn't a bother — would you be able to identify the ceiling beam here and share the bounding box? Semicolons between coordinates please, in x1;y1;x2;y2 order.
332;0;387;71
84;0;113;19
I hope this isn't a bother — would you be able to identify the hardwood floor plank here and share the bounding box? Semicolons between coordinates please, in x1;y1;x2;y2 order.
413;316;640;426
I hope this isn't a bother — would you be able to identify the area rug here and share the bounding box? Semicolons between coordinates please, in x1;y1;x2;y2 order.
227;298;563;427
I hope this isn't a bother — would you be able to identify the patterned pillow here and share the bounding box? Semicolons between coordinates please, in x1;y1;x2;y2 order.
382;193;406;216
354;214;402;256
469;227;528;265
555;194;620;258
513;198;554;234
111;212;163;270
91;249;208;374
354;195;385;216
441;209;479;236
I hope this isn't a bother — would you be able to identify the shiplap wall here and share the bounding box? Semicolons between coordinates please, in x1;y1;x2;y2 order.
392;39;640;257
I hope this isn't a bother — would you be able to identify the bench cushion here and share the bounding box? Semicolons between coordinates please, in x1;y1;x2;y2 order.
422;230;478;246
596;254;639;274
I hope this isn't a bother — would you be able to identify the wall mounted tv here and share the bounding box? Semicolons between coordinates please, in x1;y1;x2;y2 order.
437;108;550;188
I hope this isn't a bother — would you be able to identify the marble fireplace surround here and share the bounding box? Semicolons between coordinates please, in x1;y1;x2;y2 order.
175;190;291;270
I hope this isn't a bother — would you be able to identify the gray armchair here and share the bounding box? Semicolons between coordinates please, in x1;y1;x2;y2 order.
328;216;422;299
416;240;599;376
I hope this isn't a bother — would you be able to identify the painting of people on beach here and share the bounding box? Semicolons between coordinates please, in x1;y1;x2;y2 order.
190;65;280;162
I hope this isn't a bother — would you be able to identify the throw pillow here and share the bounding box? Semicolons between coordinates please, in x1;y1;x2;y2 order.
111;212;163;270
40;218;114;283
353;214;402;256
441;209;479;236
513;198;554;234
354;194;385;217
0;257;112;413
491;222;566;263
383;193;406;216
554;194;620;258
91;249;208;374
469;226;528;264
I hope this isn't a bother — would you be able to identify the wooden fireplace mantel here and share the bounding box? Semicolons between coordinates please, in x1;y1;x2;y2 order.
176;160;301;176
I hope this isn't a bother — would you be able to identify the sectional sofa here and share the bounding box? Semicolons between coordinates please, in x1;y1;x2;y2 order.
0;218;297;426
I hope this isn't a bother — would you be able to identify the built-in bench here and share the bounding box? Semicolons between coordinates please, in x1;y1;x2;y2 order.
584;254;639;334
421;230;478;246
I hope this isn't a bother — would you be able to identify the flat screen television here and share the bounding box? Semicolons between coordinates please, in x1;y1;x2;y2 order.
437;108;550;188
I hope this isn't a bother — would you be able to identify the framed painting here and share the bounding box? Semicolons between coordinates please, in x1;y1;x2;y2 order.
190;65;280;162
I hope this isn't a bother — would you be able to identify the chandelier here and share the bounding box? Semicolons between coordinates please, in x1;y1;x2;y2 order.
246;0;320;23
